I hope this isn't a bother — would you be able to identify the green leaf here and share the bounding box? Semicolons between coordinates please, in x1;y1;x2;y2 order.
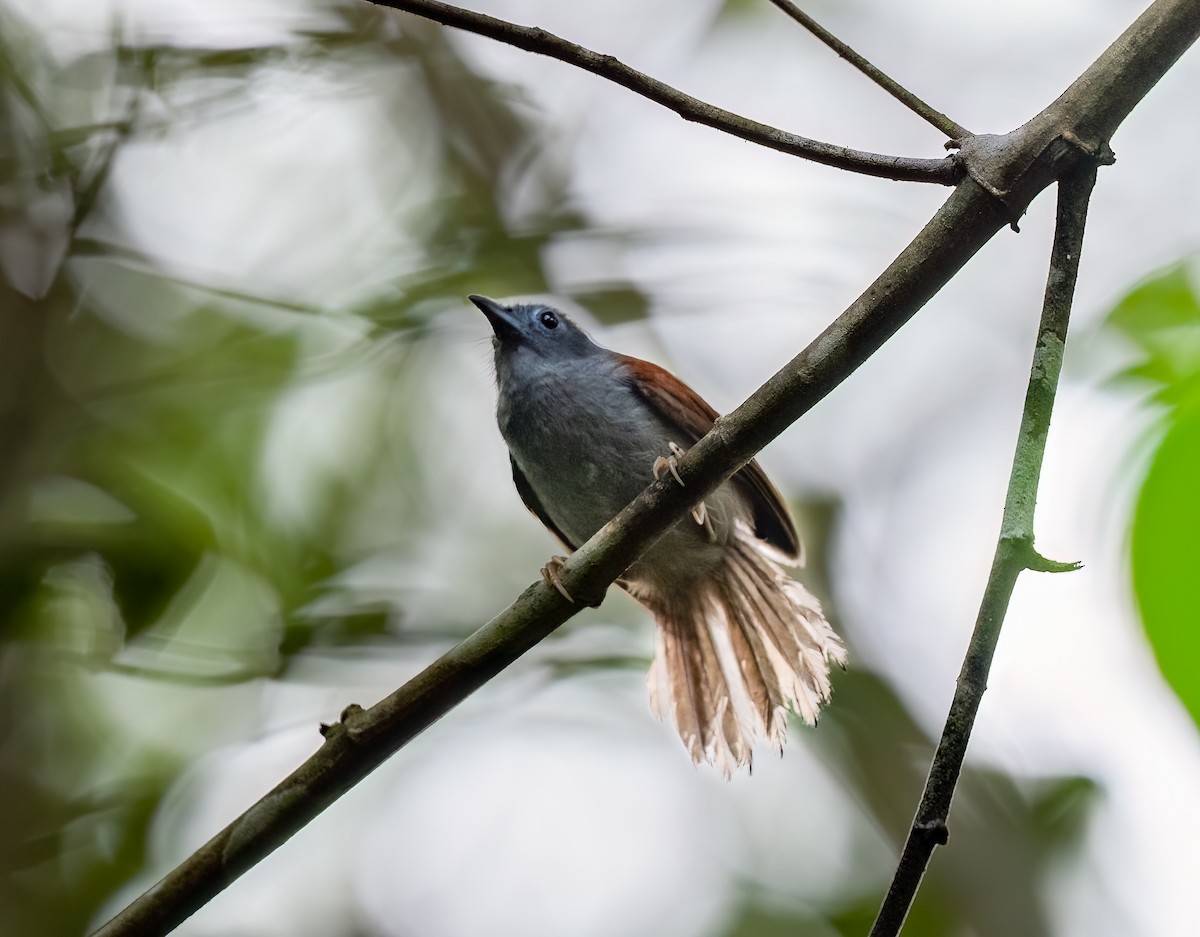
1105;262;1200;731
1108;264;1200;334
1027;775;1098;847
1131;403;1200;729
1106;264;1200;401
568;286;649;325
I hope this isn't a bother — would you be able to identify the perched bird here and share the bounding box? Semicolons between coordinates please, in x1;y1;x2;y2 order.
471;294;845;774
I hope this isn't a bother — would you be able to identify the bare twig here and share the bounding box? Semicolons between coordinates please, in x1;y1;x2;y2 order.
766;0;971;139
366;0;960;184
867;164;1097;937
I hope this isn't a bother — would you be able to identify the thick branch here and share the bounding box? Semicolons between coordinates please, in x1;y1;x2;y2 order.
367;0;960;183
952;0;1199;204
91;1;1200;934
867;165;1097;937
766;0;970;139
91;171;1016;937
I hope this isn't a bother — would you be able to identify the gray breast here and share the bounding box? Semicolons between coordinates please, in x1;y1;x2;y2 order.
497;354;675;546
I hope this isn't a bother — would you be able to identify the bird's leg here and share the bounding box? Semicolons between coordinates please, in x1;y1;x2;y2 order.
693;500;718;542
653;441;713;535
541;555;574;603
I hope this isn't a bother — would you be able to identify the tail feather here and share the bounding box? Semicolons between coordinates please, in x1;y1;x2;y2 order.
720;600;790;749
649;603;747;774
645;521;845;774
724;551;817;711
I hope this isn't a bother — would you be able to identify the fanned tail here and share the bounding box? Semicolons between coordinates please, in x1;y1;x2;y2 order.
646;521;846;775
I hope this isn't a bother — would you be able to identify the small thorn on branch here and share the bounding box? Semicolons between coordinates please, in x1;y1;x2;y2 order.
1026;551;1083;573
869;167;1099;937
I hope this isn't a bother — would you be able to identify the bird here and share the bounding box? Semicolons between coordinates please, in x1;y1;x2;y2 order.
470;294;846;774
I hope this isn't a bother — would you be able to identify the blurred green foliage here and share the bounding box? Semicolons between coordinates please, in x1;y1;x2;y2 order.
0;4;1100;936
0;5;587;931
815;671;1095;937
1106;262;1200;732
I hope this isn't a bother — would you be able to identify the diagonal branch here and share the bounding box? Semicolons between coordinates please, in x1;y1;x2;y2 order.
366;0;960;184
766;0;971;139
867;164;1097;937
91;179;1018;937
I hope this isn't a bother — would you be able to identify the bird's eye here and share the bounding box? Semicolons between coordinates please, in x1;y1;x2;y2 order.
538;311;559;330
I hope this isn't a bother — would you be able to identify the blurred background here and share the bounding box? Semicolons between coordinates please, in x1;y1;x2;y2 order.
1;0;1198;935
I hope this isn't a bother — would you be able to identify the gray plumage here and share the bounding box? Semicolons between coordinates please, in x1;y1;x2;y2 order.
472;295;845;774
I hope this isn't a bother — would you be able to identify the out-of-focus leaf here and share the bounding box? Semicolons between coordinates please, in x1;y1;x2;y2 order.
722;905;837;937
716;0;770;22
827;892;954;937
569;286;650;325
1108;264;1199;334
817;670;1095;937
545;654;649;678
0;662;176;937
1028;775;1099;847
281;607;392;656
1105;263;1200;732
1130;404;1200;728
1107;263;1200;407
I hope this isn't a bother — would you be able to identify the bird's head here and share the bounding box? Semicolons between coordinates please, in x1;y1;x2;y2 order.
469;295;602;367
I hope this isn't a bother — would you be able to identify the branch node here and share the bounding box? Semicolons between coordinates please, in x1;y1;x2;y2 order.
915;818;950;846
946;133;1031;231
1059;129;1116;166
336;703;369;741
999;530;1032;555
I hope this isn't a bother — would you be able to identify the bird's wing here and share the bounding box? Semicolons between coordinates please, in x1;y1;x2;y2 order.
618;354;800;560
510;456;579;551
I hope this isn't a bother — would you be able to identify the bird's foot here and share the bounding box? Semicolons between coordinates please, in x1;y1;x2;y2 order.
652;441;688;486
652;442;713;536
541;555;575;603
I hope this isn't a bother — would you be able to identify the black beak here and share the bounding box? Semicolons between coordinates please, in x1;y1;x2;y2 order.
468;294;521;342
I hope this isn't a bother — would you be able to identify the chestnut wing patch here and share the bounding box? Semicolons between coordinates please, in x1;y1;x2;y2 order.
618;355;799;559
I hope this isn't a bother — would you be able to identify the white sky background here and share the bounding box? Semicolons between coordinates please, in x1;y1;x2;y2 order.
12;0;1200;934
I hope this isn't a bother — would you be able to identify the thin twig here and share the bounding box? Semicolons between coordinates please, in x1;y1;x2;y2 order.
366;0;959;184
766;0;971;139
867;164;1097;937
